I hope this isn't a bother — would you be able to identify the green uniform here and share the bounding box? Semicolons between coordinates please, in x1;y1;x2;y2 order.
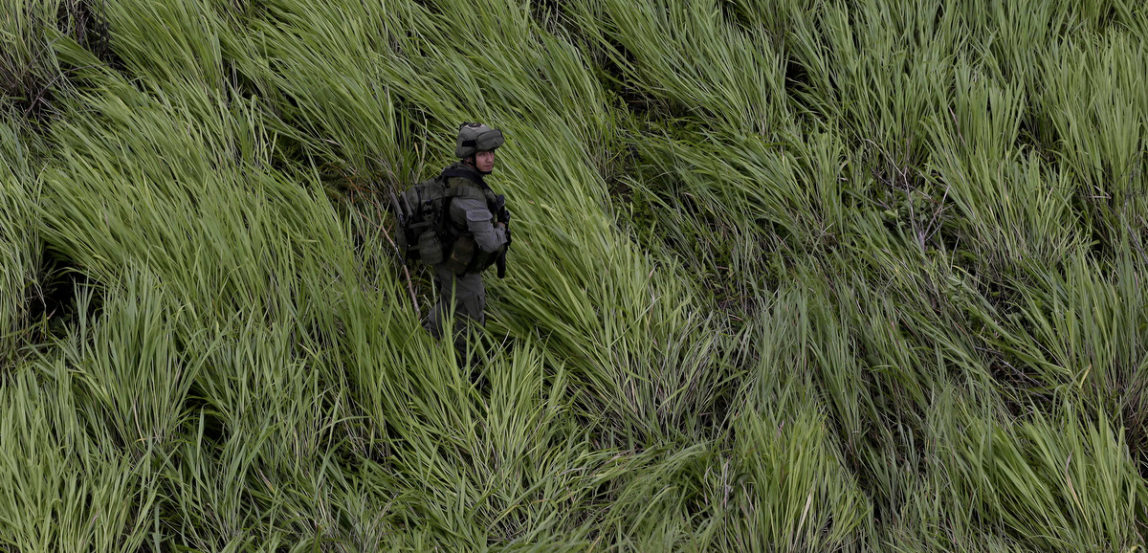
424;163;508;344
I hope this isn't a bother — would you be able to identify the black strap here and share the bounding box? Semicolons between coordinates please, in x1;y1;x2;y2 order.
440;166;485;187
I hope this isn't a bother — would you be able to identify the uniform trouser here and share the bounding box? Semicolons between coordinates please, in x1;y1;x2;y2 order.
425;265;486;346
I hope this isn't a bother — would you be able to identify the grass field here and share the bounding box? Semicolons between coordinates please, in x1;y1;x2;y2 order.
2;0;1147;551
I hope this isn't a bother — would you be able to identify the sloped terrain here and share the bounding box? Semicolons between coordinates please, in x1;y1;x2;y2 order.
1;0;1147;551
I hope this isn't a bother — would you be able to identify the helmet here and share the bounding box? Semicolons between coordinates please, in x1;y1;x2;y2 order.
455;122;504;158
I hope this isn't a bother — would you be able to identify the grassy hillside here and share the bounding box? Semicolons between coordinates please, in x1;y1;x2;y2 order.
2;0;1147;551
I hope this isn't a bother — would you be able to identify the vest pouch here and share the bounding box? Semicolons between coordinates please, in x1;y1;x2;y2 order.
417;230;444;265
445;235;475;275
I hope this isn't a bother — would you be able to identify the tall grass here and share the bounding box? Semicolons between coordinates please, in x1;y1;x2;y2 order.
571;0;790;135
1;0;64;117
1040;32;1148;249
0;110;40;357
0;365;156;552
935;393;1145;551
1;0;1147;550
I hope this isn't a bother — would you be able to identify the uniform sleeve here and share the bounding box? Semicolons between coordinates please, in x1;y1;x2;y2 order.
455;197;506;253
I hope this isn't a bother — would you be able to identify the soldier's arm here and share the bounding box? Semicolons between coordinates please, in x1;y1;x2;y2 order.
455;197;507;253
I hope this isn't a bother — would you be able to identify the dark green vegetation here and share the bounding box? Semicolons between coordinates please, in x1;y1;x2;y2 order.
2;0;1148;550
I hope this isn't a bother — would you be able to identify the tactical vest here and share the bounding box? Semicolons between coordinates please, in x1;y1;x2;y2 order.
395;164;500;274
441;172;504;275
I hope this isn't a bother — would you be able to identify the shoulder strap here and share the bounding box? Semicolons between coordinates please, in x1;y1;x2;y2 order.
442;170;488;203
440;167;485;186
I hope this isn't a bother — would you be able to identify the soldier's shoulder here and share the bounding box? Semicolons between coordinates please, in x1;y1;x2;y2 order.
450;195;488;212
449;181;485;199
444;174;485;200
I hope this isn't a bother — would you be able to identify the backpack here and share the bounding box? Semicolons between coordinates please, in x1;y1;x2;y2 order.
391;167;483;266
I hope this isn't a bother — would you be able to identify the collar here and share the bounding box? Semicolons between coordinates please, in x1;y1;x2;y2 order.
442;163;488;188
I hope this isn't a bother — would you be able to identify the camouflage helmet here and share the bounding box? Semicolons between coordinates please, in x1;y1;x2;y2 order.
455;122;504;158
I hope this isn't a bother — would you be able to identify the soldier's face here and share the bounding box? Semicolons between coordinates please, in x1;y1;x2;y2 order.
476;150;495;173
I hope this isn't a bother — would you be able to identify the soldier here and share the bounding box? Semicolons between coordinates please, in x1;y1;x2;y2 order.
424;122;509;347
